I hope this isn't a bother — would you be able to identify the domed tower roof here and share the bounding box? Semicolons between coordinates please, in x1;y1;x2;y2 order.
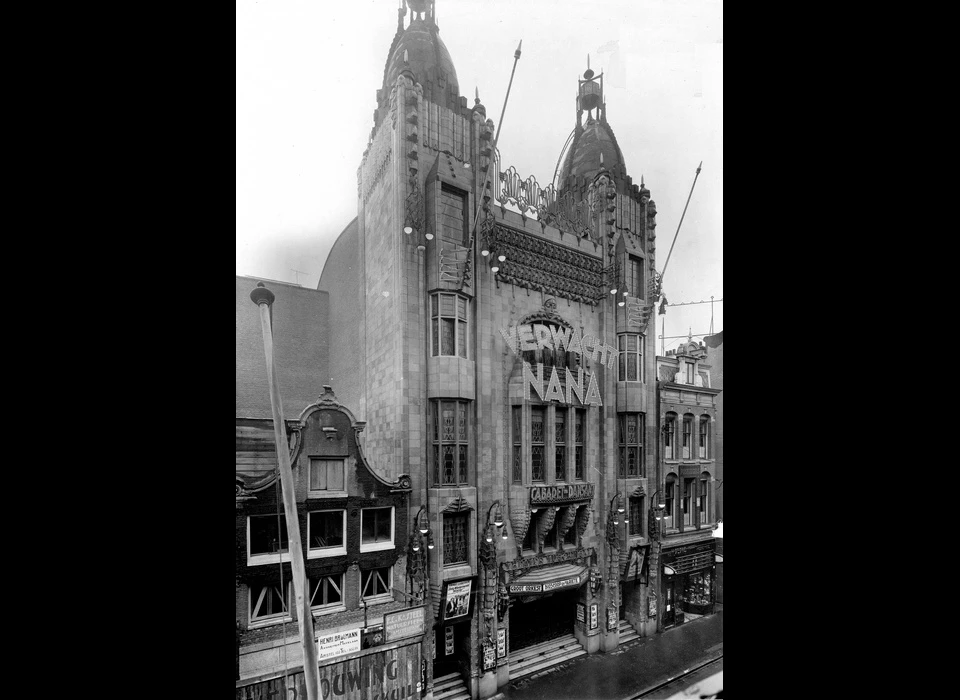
380;1;459;111
556;60;627;187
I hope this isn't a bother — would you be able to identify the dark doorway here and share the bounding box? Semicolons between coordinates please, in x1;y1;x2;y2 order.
508;588;579;651
434;621;469;679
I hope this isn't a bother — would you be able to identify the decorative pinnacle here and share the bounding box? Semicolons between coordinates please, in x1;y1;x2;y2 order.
249;281;275;307
475;86;480;104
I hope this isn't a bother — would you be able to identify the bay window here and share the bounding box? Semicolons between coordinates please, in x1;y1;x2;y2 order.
431;293;469;358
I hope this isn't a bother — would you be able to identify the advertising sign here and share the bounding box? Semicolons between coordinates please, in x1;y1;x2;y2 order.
444;626;454;656
589;603;598;630
576;602;586;624
383;607;425;644
440;577;475;623
496;629;506;659
508;575;581;595
482;644;496;671
316;629;361;662
236;641;422;700
607;607;618;631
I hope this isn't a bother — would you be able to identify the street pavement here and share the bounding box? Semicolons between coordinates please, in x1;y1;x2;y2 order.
495;609;723;700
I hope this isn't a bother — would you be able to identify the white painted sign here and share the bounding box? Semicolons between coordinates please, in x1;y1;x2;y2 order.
315;629;361;662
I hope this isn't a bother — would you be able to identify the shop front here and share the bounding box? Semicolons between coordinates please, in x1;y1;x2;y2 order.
505;562;587;651
660;540;716;628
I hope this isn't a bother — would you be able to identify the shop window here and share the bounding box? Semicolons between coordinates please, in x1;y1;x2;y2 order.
682;414;694;460
617;334;642;382
618;413;644;478
699;416;710;459
308;510;346;558
443;512;469;566
431;293;469;358
628;497;643;537
247;514;289;566
309;574;344;612
249;581;291;626
665;477;676;523
574;409;585;481
682;571;713;613
531;406;545;482
433;400;470;486
309;458;345;495
682;479;694;527
512;407;522;483
360;507;394;552
555;411;567;482
664;414;677;460
360;566;393;603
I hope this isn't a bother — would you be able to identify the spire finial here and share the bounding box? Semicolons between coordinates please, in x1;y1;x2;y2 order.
688;327;693;342
641;174;645;187
475;86;480;104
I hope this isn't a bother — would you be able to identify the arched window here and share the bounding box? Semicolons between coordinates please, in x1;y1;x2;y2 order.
699;472;711;526
665;474;677;524
682;414;695;460
664;413;677;460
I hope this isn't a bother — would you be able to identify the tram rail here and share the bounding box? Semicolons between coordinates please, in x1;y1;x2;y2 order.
632;653;723;699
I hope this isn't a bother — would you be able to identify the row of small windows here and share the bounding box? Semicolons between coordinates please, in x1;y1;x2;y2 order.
246;507;394;565
513;405;586;484
664;473;713;528
663;414;712;460
249;566;393;626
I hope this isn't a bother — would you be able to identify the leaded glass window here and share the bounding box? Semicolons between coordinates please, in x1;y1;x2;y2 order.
443;513;469;565
618;413;643;478
629;497;643;537
531;407;545;482
431;293;469;358
512;407;522;483
433;400;470;485
574;409;584;481
555;410;566;482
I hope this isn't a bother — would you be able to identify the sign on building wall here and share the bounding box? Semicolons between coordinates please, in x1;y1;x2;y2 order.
482;644;496;672
589;603;598;631
607;607;618;631
576;602;586;624
317;629;362;663
445;626;454;656
440;577;475;623
508;574;582;595
496;629;507;659
236;641;422;700
529;483;595;505
383;607;425;644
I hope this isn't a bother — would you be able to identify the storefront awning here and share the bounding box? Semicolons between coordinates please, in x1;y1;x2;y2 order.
508;563;586;595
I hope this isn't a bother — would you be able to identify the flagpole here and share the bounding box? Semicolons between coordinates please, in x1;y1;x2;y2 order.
250;283;320;700
469;40;522;247
659;161;702;284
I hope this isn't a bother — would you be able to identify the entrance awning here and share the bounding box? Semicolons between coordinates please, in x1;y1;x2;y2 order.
508;563;586;595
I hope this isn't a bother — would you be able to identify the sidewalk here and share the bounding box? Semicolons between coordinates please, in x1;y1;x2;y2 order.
497;610;723;700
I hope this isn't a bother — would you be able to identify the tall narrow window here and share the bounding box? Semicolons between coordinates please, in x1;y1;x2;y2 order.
686;362;694;384
531;406;545;482
618;413;644;477
574;409;585;481
555;410;567;482
512;407;522;483
665;478;675;522
664;414;676;460
431;293;469;358
433;400;470;485
626;256;644;298
564;507;579;545
617;335;642;382
682;415;693;460
682;479;694;527
522;514;537;552
699;474;710;525
544;516;559;550
439;184;469;245
699;416;709;459
628;497;643;537
443;513;469;565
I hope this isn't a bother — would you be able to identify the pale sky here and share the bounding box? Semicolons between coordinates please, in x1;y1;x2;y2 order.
237;0;722;354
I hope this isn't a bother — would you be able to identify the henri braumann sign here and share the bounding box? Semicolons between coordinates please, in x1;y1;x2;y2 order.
500;322;617;406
